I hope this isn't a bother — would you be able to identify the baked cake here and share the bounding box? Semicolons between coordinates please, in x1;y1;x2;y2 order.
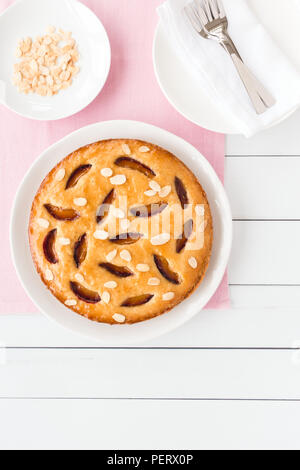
29;139;213;324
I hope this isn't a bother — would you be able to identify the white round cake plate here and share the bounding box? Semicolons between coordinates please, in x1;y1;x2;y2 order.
0;0;111;120
10;120;232;345
153;0;300;134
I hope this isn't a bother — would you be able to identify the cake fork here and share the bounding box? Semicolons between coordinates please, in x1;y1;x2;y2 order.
185;0;276;114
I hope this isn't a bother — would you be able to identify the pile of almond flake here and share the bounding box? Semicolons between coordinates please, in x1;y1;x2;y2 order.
12;26;80;96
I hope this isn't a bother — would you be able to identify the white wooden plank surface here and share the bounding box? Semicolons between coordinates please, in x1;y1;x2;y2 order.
1;349;300;399
1;399;300;450
231;285;300;308
229;221;300;285
227;109;300;156
1;301;300;348
226;157;300;219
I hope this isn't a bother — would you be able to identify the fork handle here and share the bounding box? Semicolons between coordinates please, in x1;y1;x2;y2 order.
229;53;276;115
220;33;276;114
221;36;242;61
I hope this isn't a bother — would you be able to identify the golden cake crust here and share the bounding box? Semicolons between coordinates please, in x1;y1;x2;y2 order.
29;139;213;324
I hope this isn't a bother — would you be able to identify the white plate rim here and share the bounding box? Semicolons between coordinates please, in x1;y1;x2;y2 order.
0;0;111;121
10;120;232;345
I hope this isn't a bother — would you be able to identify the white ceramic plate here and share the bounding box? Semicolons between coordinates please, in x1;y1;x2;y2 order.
0;0;111;120
153;0;300;134
10;120;232;345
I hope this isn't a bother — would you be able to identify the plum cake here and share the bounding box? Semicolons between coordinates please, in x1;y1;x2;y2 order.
29;139;213;324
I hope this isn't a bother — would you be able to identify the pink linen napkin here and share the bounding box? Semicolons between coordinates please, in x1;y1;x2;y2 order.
0;0;229;314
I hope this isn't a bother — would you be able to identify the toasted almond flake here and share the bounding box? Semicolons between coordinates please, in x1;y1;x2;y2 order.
106;249;117;262
38;45;47;57
55;168;66;181
37;218;50;228
139;146;150;153
16;47;22;58
188;257;198;269
195;205;205;216
30;59;38;73
74;197;87;207
120;250;132;262
110;174;127;186
58;237;70;246
67;38;75;47
159;185;172;198
111;207;125;219
44;37;52;46
104;281;118;289
47;26;56;34
149;181;161;193
199;220;208;233
93;230;109;240
144;190;156;197
102;291;111;304
122;143;131;155
65;299;77;307
36;87;46;96
46;75;54;86
113;313;126;324
148;277;161;286
120;219;130;231
101;167;113;178
60;70;71;81
162;292;175;301
136;264;150;272
75;273;84;283
73;66;80;75
61;53;71;64
151;233;170;246
45;269;54;281
13;71;22;83
40;65;49;76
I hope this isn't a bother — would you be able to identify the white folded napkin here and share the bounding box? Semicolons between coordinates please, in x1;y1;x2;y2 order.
158;0;300;137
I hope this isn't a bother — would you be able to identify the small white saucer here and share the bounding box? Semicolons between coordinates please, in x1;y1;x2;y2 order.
0;0;111;120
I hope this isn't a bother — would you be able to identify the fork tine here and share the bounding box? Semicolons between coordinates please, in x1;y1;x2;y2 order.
194;7;207;31
195;0;209;26
209;0;220;19
184;4;202;33
203;0;214;22
216;0;226;18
